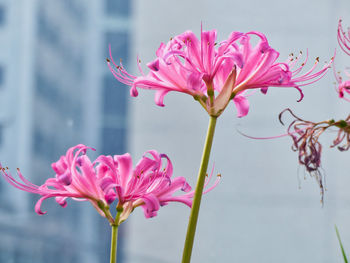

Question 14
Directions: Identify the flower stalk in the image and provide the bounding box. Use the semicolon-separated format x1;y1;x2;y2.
110;224;119;263
182;115;217;263
109;205;123;263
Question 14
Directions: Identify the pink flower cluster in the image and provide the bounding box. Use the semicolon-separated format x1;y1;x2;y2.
338;19;350;56
335;19;350;101
108;28;332;117
1;145;219;225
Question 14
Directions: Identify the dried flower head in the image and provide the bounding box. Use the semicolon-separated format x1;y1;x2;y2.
330;115;350;151
280;109;350;202
280;109;325;198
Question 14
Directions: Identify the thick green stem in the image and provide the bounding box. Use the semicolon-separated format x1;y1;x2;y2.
110;224;119;263
182;116;217;263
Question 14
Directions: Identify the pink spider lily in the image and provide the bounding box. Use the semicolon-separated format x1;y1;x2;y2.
334;67;350;101
334;20;350;100
1;144;219;225
338;19;350;55
108;27;333;118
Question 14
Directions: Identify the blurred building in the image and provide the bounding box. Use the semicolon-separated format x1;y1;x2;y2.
0;0;130;262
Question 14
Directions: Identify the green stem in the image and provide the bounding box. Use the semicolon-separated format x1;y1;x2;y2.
336;225;348;263
110;224;119;263
182;116;217;263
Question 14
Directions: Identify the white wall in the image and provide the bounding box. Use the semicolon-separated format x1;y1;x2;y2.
124;0;350;262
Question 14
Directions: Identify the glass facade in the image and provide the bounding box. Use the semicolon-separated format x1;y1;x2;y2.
105;0;130;17
103;75;128;116
0;66;4;86
0;0;131;261
101;75;128;156
102;31;129;155
0;5;5;26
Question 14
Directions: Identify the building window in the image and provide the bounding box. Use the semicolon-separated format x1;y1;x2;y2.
0;66;4;86
0;6;5;26
103;32;129;155
103;74;127;116
105;0;130;17
33;128;55;161
0;125;4;148
101;127;126;155
37;10;59;45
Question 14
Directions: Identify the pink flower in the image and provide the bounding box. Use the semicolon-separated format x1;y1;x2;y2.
334;67;350;101
338;19;350;55
108;28;332;117
1;145;219;225
335;20;350;100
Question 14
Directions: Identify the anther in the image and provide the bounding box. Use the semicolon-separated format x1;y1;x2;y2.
106;58;111;62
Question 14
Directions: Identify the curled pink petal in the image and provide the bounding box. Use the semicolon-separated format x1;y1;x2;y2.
141;194;160;218
233;94;250;118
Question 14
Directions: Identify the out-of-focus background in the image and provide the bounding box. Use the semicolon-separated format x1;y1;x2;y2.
0;0;349;262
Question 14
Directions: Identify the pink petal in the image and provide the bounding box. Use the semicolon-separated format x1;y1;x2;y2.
154;89;169;107
114;153;133;190
233;95;250;118
141;194;160;218
35;196;52;215
213;67;236;115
